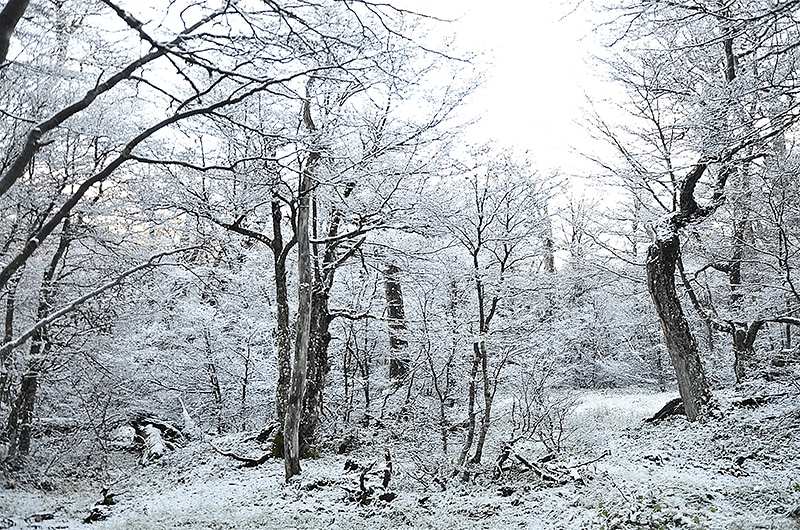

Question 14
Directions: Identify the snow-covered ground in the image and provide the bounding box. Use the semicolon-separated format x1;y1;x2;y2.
2;383;799;529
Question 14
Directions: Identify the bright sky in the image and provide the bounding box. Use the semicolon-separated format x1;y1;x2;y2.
415;0;606;177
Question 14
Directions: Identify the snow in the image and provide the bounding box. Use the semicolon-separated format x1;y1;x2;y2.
2;384;799;529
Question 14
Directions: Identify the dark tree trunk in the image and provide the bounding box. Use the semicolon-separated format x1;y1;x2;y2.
4;371;37;459
384;264;409;383
292;169;357;451
646;234;710;421
202;329;226;433
729;217;747;304
272;197;292;424
0;0;30;64
0;268;22;404
4;217;71;457
643;2;739;419
542;216;555;274
470;339;492;464
732;321;764;383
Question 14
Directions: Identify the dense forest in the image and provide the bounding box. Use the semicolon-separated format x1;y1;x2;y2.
1;1;799;528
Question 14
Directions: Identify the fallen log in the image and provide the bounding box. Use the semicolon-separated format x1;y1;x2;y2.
208;442;271;468
516;455;569;484
34;417;79;437
644;397;685;423
139;424;169;465
131;413;182;465
25;512;54;524
732;394;786;408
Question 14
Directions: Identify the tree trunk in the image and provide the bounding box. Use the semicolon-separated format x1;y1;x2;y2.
203;329;226;433
646;234;710;420
3;370;37;459
729;218;746;304
542;215;555;274
272;197;292;424
457;342;480;469
299;288;330;453
0;0;31;64
785;296;794;350
138;424;168;465
470;339;492;464
4;218;71;457
283;122;318;478
240;339;251;430
384;264;409;384
0;268;22;404
283;204;311;478
732;321;764;383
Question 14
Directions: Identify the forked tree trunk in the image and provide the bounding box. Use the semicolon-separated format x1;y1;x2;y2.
646;234;710;420
283;161;314;480
732;321;764;383
284;85;319;478
643;7;740;419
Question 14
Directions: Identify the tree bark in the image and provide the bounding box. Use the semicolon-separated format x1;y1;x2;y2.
3;371;37;459
272;198;292;424
0;0;30;64
644;6;742;419
384;264;409;383
283;156;314;480
470;338;492;464
457;342;480;469
0;268;22;404
4;217;70;458
646;234;710;420
284;83;319;479
732;321;764;383
299;288;330;453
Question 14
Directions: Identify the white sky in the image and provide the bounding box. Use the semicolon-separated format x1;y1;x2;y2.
12;0;609;178
413;0;608;177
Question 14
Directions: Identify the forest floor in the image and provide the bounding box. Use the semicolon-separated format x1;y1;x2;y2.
2;381;800;529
